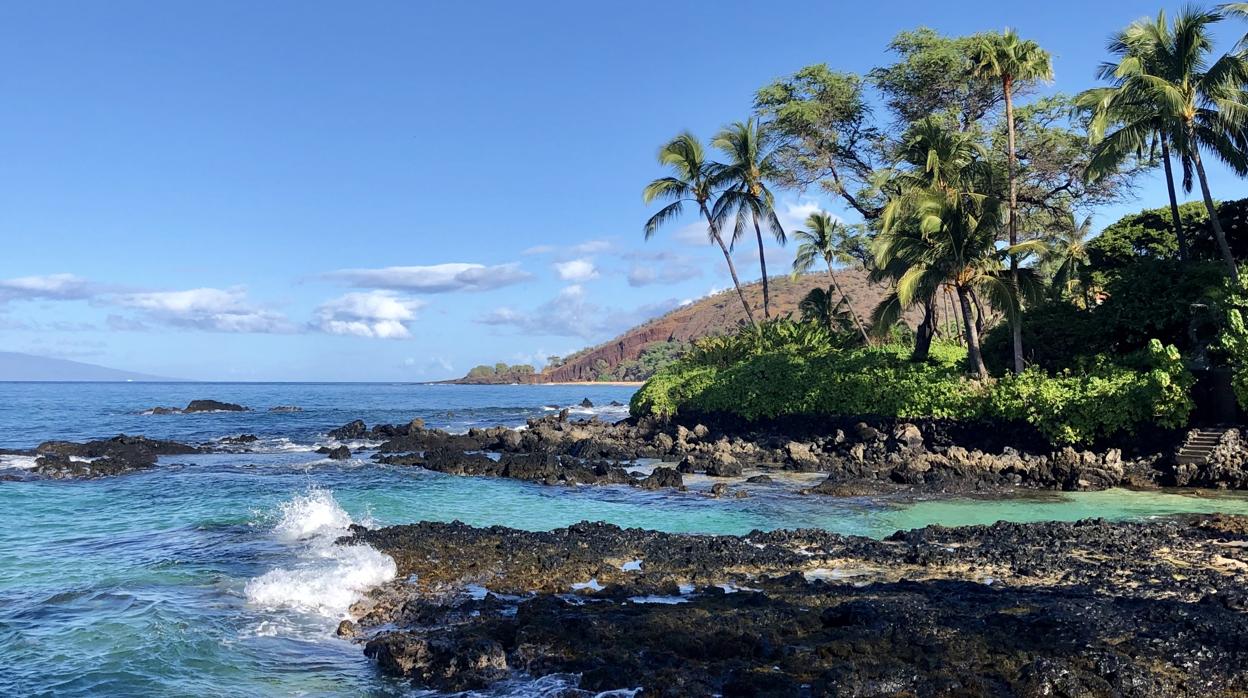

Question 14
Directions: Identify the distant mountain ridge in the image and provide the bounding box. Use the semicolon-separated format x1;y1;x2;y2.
0;351;176;381
452;269;920;384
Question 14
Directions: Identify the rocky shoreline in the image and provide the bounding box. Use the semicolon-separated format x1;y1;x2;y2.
9;406;1248;495
327;410;1248;494
338;514;1248;696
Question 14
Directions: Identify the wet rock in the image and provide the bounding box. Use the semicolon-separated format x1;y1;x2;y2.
580;398;594;408
219;434;258;445
183;399;247;413
328;420;368;440
638;466;682;490
705;452;742;477
326;445;351;460
336;620;359;638
268;405;303;413
30;435;200;479
746;474;773;484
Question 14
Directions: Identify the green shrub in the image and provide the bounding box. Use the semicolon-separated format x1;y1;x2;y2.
988;340;1192;443
633;337;1192;445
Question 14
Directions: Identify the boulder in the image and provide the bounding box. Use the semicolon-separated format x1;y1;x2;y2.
705;452;742;477
184;399;247;413
891;423;925;452
783;441;821;470
639;467;683;490
326;445;352;460
328;420;368;440
853;422;884;443
580;398;594;408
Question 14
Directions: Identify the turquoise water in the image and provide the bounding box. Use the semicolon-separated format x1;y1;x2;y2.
2;383;1248;696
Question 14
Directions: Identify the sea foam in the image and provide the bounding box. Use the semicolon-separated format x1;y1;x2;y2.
244;489;396;618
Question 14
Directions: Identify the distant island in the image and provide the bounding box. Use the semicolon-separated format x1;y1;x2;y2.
0;351;176;381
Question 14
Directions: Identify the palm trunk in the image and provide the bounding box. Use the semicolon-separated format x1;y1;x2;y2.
1192;145;1238;280
970;287;987;340
956;284;988;379
752;214;771;319
700;202;756;326
826;263;870;345
1004;77;1024;374
1160;135;1187;260
911;298;936;362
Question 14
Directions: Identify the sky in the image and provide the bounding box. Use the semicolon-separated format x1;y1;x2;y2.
0;1;1244;381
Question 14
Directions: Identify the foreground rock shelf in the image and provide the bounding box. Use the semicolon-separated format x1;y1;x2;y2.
340;515;1248;696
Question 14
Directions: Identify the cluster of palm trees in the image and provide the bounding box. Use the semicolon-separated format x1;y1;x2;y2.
642;124;872;337
1080;6;1248;280
642;120;788;324
643;6;1248;378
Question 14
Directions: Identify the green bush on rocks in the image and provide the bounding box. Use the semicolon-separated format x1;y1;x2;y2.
631;337;1193;445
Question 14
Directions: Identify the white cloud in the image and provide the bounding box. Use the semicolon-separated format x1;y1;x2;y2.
0;273;97;302
553;258;599;282
626;255;703;287
479;285;679;340
314;290;425;339
326;263;531;293
114;287;293;333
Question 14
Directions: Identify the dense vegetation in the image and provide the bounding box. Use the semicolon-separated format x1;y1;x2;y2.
632;322;1191;444
461;363;536;383
634;5;1248;444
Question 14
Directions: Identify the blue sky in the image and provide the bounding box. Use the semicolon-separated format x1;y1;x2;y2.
0;1;1243;381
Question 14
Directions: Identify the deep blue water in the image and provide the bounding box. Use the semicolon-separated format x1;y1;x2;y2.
2;382;1248;697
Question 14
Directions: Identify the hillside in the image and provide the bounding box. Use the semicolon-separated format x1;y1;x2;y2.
0;351;175;381
528;269;916;383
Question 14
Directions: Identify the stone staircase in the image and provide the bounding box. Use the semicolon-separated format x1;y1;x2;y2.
1176;427;1232;466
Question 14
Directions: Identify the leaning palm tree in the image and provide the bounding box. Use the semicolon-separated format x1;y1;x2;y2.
971;30;1053;374
791;211;871;343
712;119;786;319
643;132;755;325
1082;7;1248;279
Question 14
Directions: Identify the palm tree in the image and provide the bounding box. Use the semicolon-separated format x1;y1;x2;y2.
643;132;756;325
971;29;1053;374
791;211;871;343
712;119;786;319
876;118;1042;377
798;286;852;331
870;119;989;363
1080;12;1198;259
1043;214;1094;304
1082;7;1248;279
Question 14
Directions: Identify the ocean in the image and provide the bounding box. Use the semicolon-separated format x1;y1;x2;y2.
2;382;1247;696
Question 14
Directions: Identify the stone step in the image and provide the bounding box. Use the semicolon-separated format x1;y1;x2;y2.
1176;428;1234;466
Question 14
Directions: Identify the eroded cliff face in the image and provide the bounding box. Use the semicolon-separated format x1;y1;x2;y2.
538;270;916;383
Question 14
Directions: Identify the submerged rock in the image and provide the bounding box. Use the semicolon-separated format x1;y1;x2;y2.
268;405;303;413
